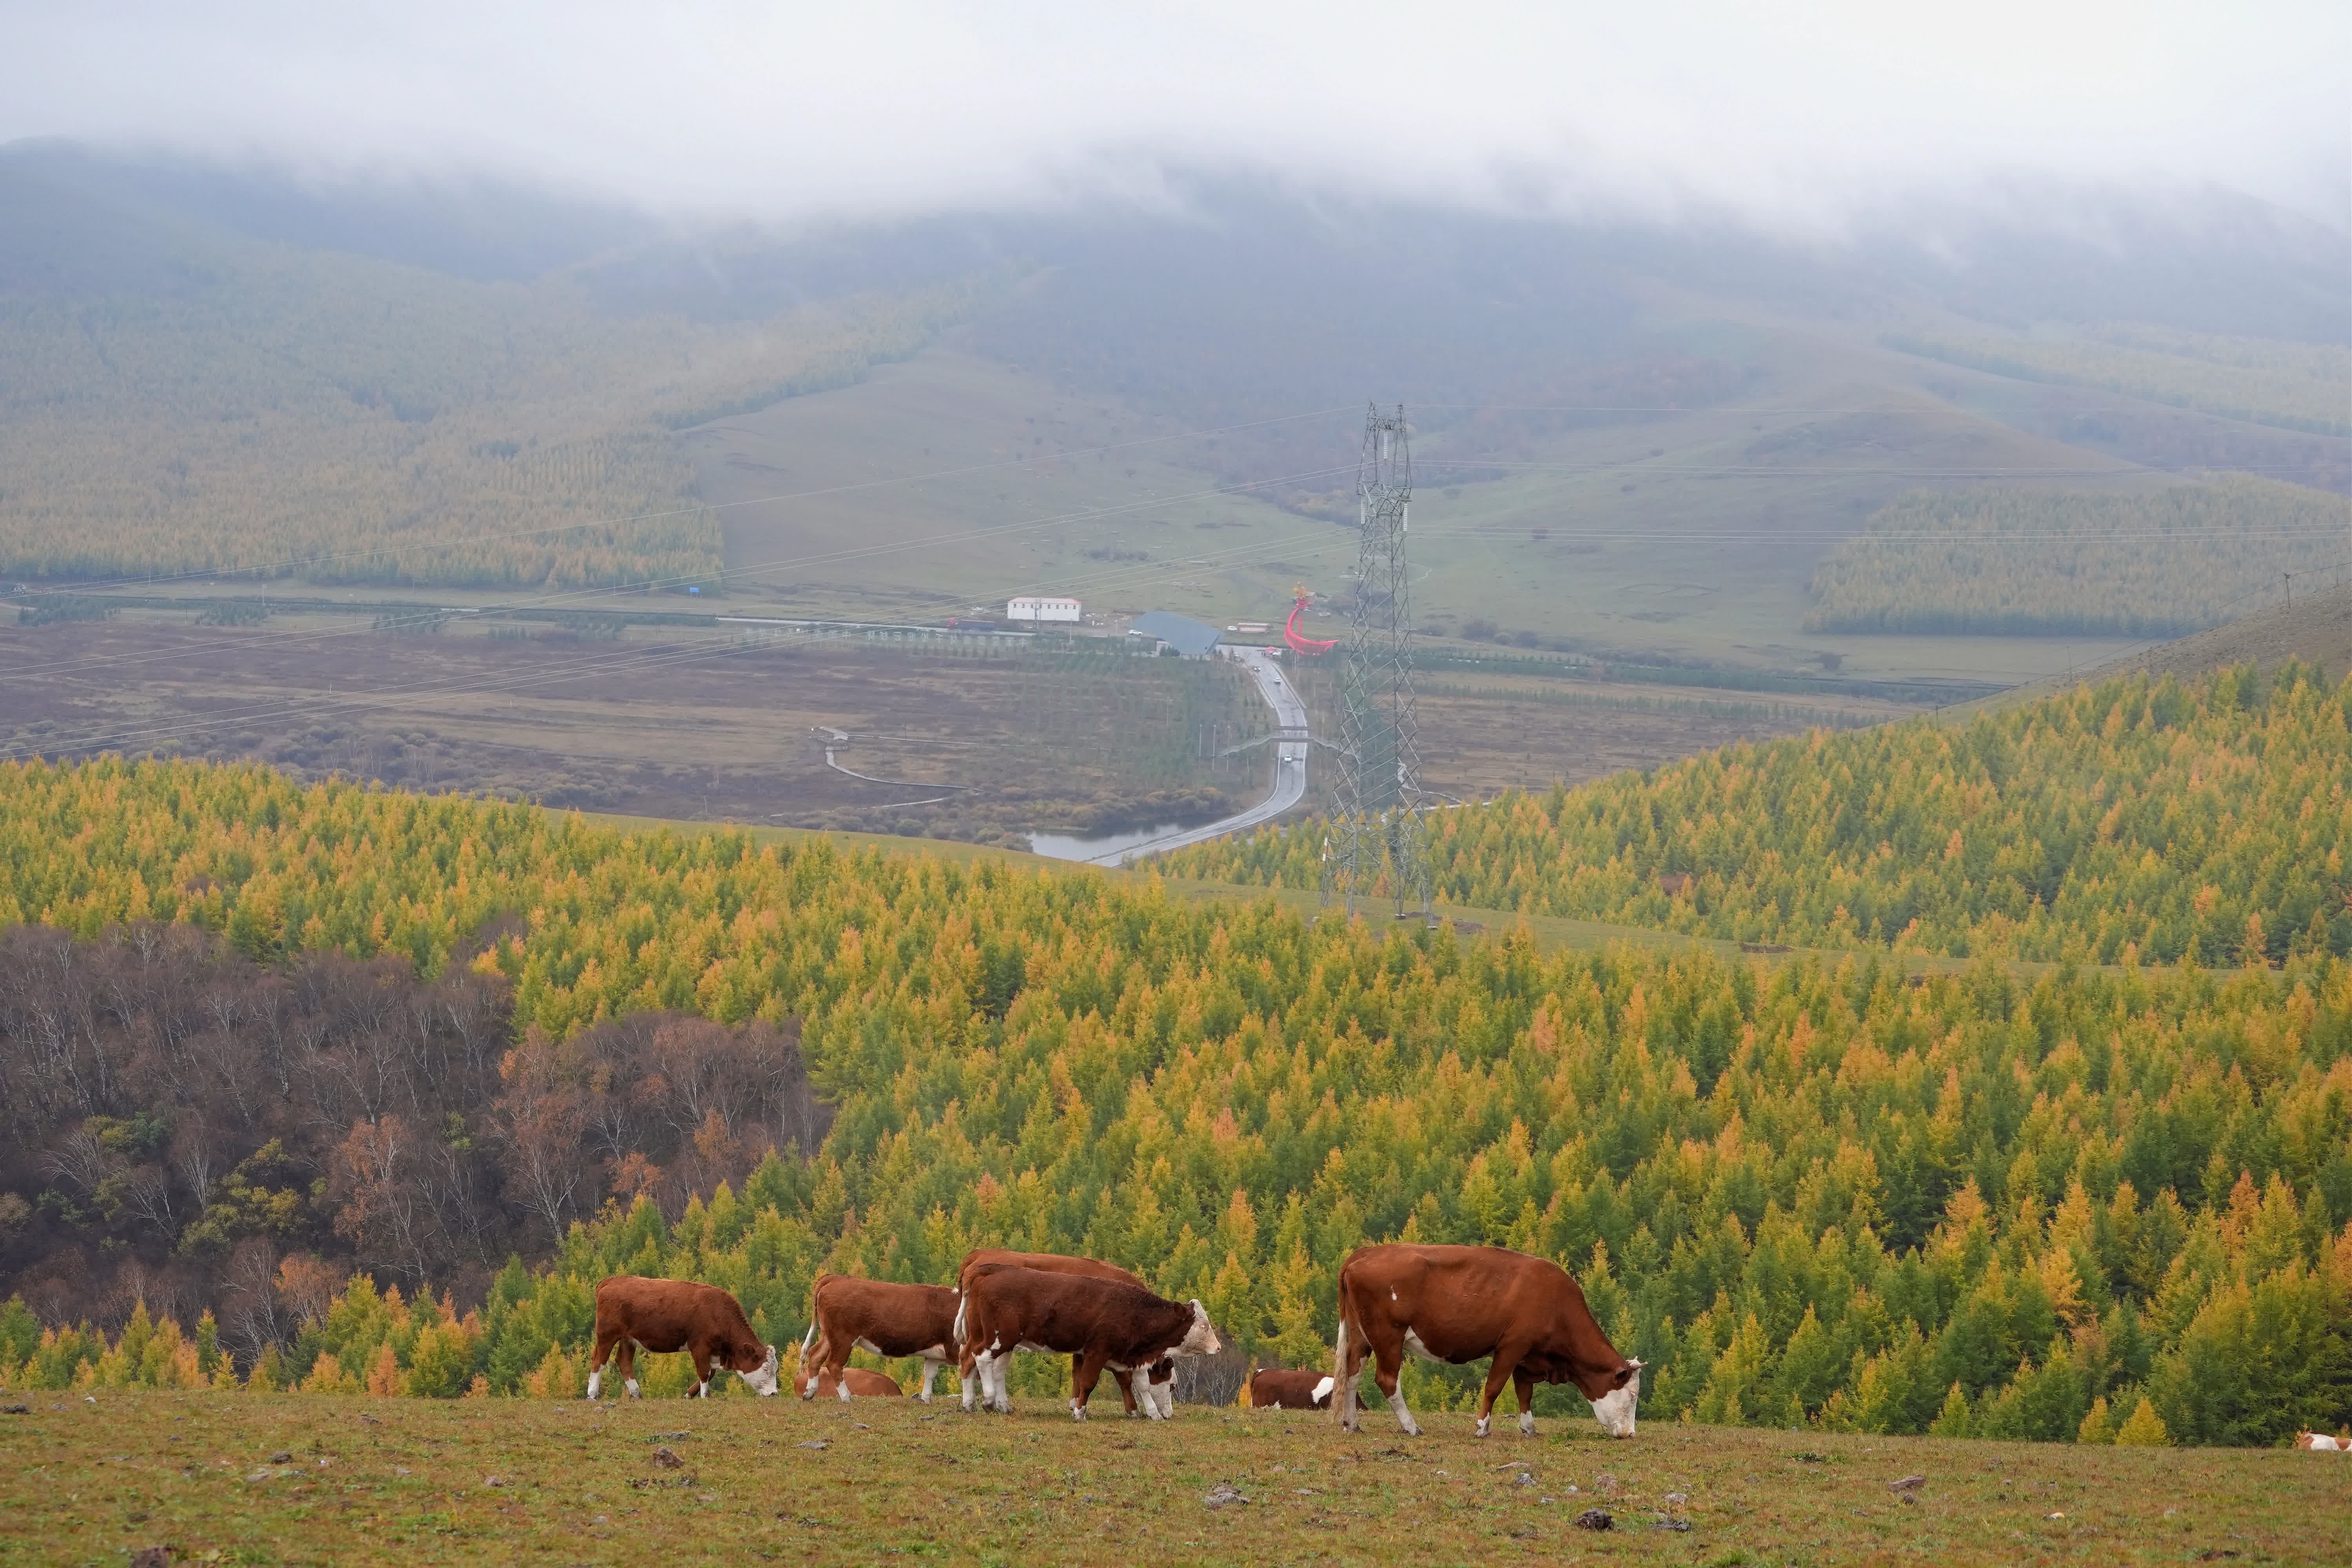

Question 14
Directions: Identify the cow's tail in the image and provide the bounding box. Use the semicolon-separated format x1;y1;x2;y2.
800;1278;833;1394
1331;1267;1357;1428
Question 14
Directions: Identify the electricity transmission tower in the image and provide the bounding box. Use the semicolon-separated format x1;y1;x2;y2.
1327;403;1432;920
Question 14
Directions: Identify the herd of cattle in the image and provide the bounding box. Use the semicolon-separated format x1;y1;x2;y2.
585;1241;1647;1438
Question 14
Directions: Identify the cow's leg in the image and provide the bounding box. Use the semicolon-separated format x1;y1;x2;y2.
586;1325;619;1401
1372;1344;1420;1437
617;1339;640;1399
918;1355;942;1403
1151;1371;1174;1420
1097;1353;1140;1417
959;1345;980;1412
1513;1366;1537;1436
980;1348;1010;1414
1070;1351;1111;1421
1473;1351;1521;1438
1337;1314;1369;1433
690;1343;715;1399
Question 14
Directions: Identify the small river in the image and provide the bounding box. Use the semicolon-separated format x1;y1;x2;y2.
1026;822;1191;863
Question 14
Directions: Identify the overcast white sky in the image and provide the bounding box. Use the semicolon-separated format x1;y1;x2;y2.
5;0;2345;229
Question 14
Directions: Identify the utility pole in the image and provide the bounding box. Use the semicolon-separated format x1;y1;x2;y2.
1326;403;1432;922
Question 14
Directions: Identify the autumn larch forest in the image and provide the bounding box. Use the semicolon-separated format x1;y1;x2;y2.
3;664;2348;1448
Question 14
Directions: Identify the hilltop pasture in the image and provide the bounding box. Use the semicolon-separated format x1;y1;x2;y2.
2;1389;2343;1566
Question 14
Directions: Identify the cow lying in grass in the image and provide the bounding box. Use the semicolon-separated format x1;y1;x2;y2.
1245;1363;1336;1410
808;1366;903;1398
960;1263;1220;1420
586;1276;780;1400
2294;1430;2352;1451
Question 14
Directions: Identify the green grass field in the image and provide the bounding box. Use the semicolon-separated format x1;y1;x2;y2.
3;1390;2338;1566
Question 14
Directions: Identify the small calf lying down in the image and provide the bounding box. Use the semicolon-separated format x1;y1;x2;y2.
807;1366;903;1398
1245;1365;1336;1410
2293;1430;2352;1451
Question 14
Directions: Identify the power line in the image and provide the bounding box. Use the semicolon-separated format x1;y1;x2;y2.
1328;403;1430;923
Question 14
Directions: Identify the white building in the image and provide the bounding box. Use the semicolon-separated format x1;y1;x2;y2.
1007;596;1083;623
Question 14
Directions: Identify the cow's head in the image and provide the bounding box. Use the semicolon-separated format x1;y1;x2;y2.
1589;1357;1643;1438
1176;1300;1222;1358
736;1342;782;1397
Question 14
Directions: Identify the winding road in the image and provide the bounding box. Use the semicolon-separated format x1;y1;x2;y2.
1087;645;1309;866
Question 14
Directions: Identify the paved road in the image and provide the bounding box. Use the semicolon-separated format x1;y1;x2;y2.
1088;645;1309;866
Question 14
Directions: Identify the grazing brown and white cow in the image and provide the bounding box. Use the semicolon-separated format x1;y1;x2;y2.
959;1263;1220;1421
954;1249;1173;1417
1245;1363;1336;1410
1332;1243;1642;1439
586;1275;780;1401
2293;1430;2351;1451
799;1273;960;1402
807;1366;904;1398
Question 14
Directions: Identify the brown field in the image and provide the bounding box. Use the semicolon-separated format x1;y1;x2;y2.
1341;670;1915;804
1;1390;2340;1566
0;616;1898;847
0;618;1261;847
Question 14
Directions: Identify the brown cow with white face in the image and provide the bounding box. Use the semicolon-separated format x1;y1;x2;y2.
955;1249;1173;1417
799;1274;960;1402
1332;1243;1642;1439
959;1264;1220;1420
586;1275;780;1400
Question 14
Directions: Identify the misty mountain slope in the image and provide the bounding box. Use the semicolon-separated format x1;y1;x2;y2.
702;190;2342;679
2;141;661;283
693;246;2187;681
2;145;2341;682
0;147;990;589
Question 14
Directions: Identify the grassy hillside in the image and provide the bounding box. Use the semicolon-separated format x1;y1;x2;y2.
1167;662;2352;964
1888;327;2350;436
0;155;985;589
3;755;2350;1452
8;1396;2342;1568
1806;476;2352;636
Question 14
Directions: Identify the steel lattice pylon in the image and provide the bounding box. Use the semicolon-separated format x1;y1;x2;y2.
1326;403;1431;920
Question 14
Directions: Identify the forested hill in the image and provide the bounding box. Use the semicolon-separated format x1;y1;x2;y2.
0;751;2348;1445
0;149;985;589
1167;662;2352;965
